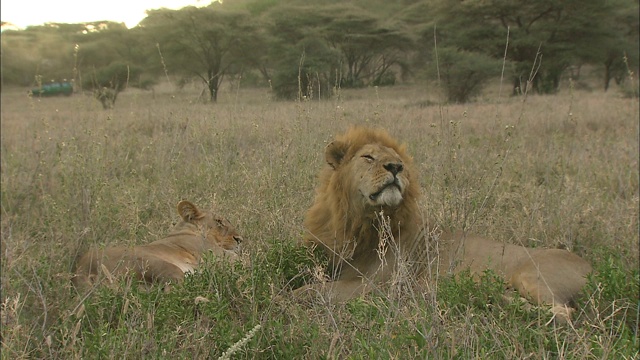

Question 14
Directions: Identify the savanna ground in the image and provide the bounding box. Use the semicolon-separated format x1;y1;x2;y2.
1;79;638;359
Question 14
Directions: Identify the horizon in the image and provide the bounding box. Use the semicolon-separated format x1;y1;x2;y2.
0;0;213;30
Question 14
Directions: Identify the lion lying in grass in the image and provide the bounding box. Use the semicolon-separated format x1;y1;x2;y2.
297;126;592;322
72;200;243;289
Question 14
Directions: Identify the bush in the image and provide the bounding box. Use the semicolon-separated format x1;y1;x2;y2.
271;37;340;100
372;70;396;87
430;47;502;103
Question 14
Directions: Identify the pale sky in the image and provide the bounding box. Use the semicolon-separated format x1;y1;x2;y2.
1;0;213;29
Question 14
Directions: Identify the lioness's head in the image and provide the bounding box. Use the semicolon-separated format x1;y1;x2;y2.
176;200;243;252
324;126;416;208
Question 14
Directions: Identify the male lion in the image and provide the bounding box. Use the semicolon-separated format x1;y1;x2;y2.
297;126;592;322
72;200;243;289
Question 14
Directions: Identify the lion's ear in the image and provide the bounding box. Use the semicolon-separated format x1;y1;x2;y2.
325;140;349;169
177;200;204;222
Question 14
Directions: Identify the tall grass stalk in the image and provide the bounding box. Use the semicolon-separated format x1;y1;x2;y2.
1;73;638;358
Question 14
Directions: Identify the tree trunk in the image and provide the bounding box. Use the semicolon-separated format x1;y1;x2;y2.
603;58;613;92
208;81;218;102
207;66;221;103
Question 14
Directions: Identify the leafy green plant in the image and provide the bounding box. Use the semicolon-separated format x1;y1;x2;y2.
430;47;502;103
1;81;637;358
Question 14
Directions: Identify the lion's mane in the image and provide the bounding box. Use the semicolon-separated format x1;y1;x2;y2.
302;126;424;293
298;126;591;323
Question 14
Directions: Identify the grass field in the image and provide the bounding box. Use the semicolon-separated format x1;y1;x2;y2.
1;81;638;359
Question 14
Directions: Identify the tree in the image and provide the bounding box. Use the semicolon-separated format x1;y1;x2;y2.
319;5;413;87
423;0;625;94
84;62;146;109
141;6;264;103
270;36;341;100
430;47;501;103
316;4;411;87
69;23;156;108
264;3;413;99
0;24;82;87
267;5;342;100
599;0;639;91
268;6;340;100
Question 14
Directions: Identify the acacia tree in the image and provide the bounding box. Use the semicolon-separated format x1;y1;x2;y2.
84;62;146;109
267;6;342;100
428;47;501;103
265;3;413;99
0;23;89;86
423;0;626;94
599;0;639;91
320;5;413;87
142;6;264;102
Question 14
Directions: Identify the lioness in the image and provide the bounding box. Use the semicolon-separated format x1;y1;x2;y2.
72;200;243;289
297;126;592;322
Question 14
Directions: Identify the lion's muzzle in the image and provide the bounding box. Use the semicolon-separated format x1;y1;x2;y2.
369;179;404;206
383;162;403;176
368;160;405;207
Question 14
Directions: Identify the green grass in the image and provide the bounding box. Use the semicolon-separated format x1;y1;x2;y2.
1;82;638;358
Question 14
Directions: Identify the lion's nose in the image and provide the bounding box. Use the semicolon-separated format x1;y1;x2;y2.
384;162;403;176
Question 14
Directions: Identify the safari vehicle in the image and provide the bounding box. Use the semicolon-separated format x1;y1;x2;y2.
30;80;73;97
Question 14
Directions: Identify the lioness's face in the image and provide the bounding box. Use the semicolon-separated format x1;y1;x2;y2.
352;144;407;207
177;200;243;252
201;214;243;252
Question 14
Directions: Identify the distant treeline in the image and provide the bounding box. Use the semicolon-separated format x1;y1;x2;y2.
1;0;638;103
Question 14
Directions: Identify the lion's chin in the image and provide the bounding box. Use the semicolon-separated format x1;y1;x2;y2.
368;186;403;207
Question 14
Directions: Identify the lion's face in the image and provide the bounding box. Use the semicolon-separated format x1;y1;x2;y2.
350;143;407;208
299;126;423;300
304;126;421;259
177;200;243;253
324;131;413;209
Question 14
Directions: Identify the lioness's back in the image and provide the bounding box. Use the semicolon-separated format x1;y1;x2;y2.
72;200;242;289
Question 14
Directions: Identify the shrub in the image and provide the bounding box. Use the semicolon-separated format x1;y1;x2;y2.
430;47;502;103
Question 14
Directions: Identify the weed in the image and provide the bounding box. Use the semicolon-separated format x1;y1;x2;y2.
1;83;638;358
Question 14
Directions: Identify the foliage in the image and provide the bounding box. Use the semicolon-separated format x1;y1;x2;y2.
1;0;638;102
86;62;142;89
319;4;413;88
584;249;640;343
1;83;638;357
265;5;344;100
0;27;76;87
429;47;502;103
142;6;265;103
265;3;413;97
269;35;341;100
417;0;639;95
599;0;640;91
75;26;152;72
83;62;150;109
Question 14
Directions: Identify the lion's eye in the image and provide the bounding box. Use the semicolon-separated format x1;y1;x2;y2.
361;155;375;162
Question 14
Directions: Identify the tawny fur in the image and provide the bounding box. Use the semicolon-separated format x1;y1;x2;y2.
72;200;242;289
297;126;592;322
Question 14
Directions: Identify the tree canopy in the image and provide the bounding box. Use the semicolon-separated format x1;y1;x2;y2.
141;6;265;102
1;0;637;103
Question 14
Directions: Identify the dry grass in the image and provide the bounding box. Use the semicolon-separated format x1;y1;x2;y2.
1;82;638;358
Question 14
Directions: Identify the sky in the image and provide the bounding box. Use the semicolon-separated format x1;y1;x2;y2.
1;0;213;29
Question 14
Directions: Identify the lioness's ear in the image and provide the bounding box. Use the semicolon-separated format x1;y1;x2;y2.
325;140;349;169
177;200;204;222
